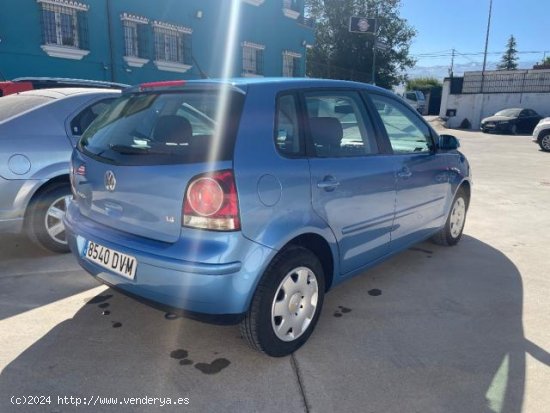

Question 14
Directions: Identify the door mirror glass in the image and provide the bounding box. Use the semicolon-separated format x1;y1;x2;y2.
439;134;460;150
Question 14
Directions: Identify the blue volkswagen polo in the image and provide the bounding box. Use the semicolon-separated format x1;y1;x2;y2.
65;78;471;356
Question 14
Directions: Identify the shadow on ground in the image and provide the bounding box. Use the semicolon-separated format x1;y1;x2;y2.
1;236;546;412
0;235;96;320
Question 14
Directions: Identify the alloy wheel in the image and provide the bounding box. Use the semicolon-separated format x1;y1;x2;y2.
44;195;71;245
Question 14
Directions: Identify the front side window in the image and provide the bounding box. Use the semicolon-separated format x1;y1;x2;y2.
304;91;378;157
38;1;88;48
242;42;265;76
153;22;192;64
370;94;434;154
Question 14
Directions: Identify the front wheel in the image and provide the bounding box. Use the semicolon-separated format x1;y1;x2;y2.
432;187;469;246
240;246;325;357
539;133;550;152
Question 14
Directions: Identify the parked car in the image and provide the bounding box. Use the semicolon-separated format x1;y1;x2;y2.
0;77;128;97
532;117;550;152
65;79;471;356
480;108;542;135
0;88;120;252
402;90;426;113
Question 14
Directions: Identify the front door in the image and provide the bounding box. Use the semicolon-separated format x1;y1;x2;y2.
368;93;451;248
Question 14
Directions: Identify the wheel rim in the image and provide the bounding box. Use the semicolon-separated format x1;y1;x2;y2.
271;266;319;342
449;197;466;238
541;135;550;150
511;125;517;134
45;195;71;245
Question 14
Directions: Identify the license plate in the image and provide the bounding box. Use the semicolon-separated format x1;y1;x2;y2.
84;241;137;280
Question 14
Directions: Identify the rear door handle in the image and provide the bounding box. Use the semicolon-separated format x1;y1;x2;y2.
317;176;340;191
397;167;412;179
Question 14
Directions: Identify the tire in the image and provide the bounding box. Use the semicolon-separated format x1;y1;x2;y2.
431;187;469;246
240;246;325;357
26;183;71;253
510;124;518;135
539;133;550;152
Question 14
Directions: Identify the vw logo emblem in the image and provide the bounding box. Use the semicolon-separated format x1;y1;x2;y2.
104;170;117;192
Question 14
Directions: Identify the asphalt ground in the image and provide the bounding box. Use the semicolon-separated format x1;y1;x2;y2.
0;127;549;413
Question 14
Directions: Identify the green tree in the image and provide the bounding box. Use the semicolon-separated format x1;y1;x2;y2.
406;77;442;93
542;56;550;66
305;0;416;89
497;35;519;70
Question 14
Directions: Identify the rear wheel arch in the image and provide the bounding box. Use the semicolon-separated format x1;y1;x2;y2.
24;174;70;221
283;233;335;292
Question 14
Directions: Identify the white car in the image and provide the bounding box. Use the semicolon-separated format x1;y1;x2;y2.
403;90;426;114
532;118;550;152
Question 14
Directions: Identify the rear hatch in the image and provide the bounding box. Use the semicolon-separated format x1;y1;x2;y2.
73;84;245;243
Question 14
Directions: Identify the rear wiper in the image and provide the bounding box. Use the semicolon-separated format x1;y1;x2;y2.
109;144;151;154
109;144;181;156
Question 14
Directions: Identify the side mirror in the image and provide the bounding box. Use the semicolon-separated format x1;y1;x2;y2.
439;134;460;151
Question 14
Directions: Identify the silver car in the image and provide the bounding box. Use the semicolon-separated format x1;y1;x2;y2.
0;88;120;252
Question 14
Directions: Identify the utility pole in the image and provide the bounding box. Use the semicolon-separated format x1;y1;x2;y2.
481;0;493;91
450;48;455;77
371;43;377;85
370;8;379;85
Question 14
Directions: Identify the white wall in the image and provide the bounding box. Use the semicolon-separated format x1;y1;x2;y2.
440;79;550;129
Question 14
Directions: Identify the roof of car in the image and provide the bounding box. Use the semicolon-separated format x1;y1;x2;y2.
127;77;391;95
14;88;121;99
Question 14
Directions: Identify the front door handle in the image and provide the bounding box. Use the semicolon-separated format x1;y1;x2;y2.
397;167;412;179
317;176;340;191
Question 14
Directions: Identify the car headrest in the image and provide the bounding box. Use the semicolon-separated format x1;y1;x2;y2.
153;115;192;144
309;117;343;148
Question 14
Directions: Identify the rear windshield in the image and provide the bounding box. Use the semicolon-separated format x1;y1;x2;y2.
0;95;53;122
79;90;245;165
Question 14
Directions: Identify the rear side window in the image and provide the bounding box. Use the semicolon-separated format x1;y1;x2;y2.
70;98;116;136
0;95;53;122
79;91;245;165
304;91;378;157
370;94;434;154
275;94;303;156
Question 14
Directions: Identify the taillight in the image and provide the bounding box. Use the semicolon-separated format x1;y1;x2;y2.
183;170;240;231
70;163;86;197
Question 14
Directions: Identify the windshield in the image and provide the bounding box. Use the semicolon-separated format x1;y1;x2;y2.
0;94;53;122
79;90;244;165
495;109;521;117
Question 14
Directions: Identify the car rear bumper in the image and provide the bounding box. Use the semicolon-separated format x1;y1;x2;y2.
64;202;275;322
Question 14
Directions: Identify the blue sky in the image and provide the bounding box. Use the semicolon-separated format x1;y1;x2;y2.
400;0;549;67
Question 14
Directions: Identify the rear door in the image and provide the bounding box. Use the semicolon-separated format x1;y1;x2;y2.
304;89;398;275
368;93;451;247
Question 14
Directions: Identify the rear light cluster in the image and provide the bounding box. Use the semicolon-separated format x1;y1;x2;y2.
70;163;86;197
183;170;240;231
